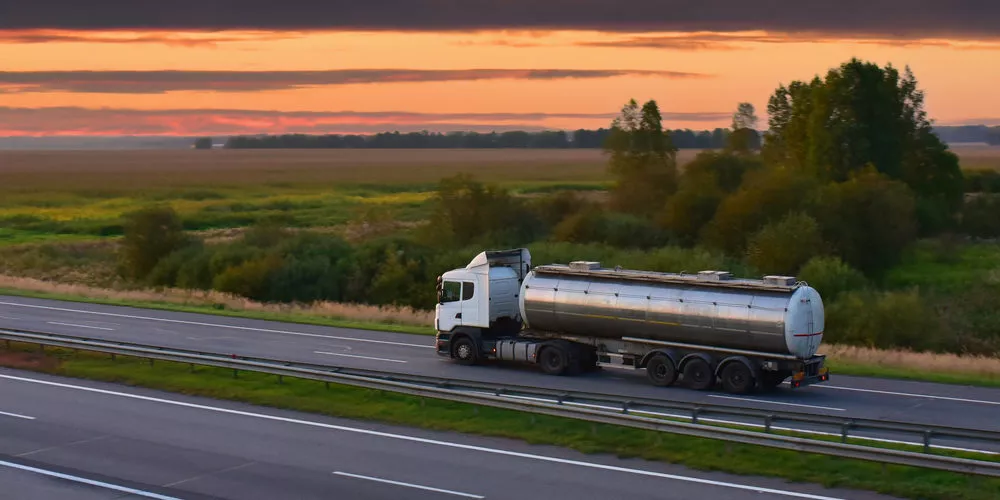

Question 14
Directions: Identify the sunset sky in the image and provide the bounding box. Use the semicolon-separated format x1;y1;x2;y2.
2;1;999;136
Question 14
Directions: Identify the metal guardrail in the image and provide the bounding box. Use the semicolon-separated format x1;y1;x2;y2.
2;328;1000;477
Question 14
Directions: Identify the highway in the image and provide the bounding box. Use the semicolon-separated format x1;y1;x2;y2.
0;367;896;500
2;294;999;438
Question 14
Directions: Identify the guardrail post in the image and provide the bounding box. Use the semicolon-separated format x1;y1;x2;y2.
923;430;933;453
622;401;632;415
233;369;238;379
278;375;283;385
841;421;853;443
692;407;701;425
765;415;774;433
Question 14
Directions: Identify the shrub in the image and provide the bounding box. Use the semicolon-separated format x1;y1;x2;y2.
798;256;868;302
960;195;1000;238
699;167;820;254
745;212;824;276
825;289;945;352
808;169;918;276
118;205;190;279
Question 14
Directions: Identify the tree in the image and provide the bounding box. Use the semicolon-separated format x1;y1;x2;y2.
193;137;213;149
745;212;824;276
763;59;964;224
726;102;761;154
604;99;679;215
807;168;918;276
119;205;190;279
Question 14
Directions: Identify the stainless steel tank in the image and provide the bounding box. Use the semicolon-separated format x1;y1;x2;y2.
517;262;824;359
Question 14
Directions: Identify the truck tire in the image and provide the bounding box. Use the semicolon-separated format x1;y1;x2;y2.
720;362;755;394
539;345;568;375
682;358;715;391
451;337;478;366
646;354;677;387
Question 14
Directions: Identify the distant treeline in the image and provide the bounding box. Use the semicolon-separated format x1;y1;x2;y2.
211;125;999;150
220;128;733;149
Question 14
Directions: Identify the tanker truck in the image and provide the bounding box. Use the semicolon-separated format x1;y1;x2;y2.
434;248;829;394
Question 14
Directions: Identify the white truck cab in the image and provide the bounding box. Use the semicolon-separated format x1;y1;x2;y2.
435;249;530;333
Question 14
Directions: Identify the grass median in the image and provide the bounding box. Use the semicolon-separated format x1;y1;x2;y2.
0;342;998;500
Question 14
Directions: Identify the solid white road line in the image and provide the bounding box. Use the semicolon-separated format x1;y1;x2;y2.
334;471;485;498
0;410;35;420
0;300;431;349
47;321;114;331
809;384;1000;406
314;351;408;363
708;395;846;412
0;373;843;500
0;459;182;500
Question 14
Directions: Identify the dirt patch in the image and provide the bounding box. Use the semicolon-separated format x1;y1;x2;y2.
0;349;60;371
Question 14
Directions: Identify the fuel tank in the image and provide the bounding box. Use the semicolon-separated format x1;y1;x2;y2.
517;262;824;359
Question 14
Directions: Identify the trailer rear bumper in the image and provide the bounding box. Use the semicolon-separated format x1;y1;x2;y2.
789;355;829;388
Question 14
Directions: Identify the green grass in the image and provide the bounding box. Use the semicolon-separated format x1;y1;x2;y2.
0;343;996;500
826;359;1000;388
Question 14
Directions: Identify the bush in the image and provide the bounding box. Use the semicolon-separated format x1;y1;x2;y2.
798;256;868;302
552;210;667;249
659;175;724;246
118;205;191;279
960;195;1000;238
808;169;918;276
825;289;945;352
964;170;1000;193
745;212;824;276
700;167;820;254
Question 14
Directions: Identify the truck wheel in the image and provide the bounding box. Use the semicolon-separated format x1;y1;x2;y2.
539;346;568;375
721;362;755;394
646;354;677;387
682;358;715;391
452;337;478;366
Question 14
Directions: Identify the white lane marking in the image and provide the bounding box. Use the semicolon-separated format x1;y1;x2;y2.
0;315;19;320
0;410;35;420
0;373;842;500
314;351;407;363
334;471;485;498
708;395;846;412
47;322;114;331
482;392;998;456
0;301;431;349
809;383;1000;406
0;459;181;500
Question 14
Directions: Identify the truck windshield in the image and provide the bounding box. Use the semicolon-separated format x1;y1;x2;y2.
440;281;461;303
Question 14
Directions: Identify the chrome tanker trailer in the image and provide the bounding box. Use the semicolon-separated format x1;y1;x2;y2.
434;248;829;394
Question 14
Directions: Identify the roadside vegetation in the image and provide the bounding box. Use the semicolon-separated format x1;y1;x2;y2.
0;343;996;500
2;58;1000;382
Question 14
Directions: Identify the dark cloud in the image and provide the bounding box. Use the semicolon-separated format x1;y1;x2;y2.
0;69;706;94
0;106;732;136
577;33;1000;50
0;29;299;46
0;1;998;39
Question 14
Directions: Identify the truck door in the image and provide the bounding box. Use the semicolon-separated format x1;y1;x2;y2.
437;280;463;331
459;280;481;327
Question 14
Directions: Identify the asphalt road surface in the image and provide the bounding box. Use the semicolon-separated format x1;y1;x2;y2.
1;295;998;438
0;367;901;500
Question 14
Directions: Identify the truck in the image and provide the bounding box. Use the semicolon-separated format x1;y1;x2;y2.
434;248;829;394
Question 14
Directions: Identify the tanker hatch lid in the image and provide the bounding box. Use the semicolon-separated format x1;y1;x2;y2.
568;261;601;271
696;270;732;281
763;275;797;286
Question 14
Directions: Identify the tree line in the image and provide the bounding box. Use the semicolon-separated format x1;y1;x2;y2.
212;128;736;150
200;126;997;150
